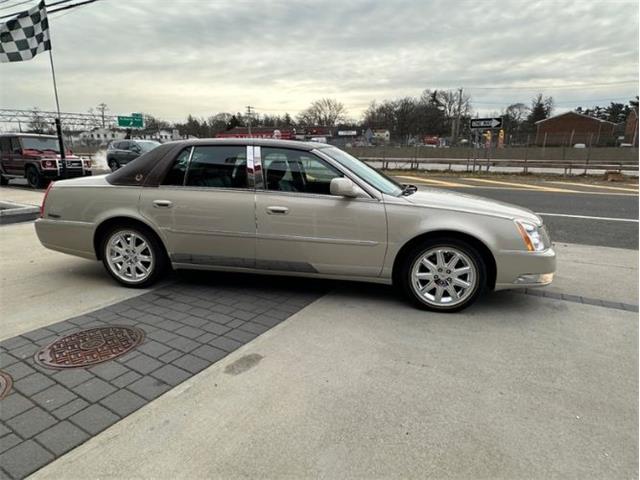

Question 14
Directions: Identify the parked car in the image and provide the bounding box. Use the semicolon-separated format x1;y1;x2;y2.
106;140;160;171
35;139;555;312
0;133;91;188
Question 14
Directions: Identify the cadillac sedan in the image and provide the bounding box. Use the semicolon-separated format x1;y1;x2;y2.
35;139;555;312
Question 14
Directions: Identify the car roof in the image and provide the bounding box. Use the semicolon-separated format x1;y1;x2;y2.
165;138;332;151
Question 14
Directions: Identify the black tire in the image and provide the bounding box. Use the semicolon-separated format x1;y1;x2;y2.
108;159;120;172
26;165;46;189
397;237;487;312
0;175;8;186
100;223;167;288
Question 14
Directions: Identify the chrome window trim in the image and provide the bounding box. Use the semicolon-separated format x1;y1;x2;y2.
254;146;378;201
155;185;255;194
182;146;194;186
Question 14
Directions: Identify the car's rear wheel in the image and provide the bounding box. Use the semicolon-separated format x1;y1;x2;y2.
26;166;46;189
108;159;120;172
399;238;486;312
101;225;166;288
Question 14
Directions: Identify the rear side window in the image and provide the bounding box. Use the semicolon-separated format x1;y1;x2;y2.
185;146;247;188
162;148;191;186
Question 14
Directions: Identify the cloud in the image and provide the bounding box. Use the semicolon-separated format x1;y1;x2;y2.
0;0;637;121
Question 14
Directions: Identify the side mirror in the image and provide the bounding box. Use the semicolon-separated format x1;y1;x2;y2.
330;177;360;198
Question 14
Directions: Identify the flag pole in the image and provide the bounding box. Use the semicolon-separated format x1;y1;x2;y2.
47;19;66;177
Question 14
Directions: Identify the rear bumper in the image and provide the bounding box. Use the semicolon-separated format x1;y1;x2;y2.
34;218;97;260
494;247;556;291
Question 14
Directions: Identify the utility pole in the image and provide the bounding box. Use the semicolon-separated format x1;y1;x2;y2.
454;88;463;146
246;106;254;136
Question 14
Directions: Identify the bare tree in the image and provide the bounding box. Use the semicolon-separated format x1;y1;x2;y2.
95;103;109;128
435;89;471;142
28;107;52;134
297;98;347;127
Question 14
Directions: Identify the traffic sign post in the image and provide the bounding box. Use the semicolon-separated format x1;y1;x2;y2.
470;117;503;129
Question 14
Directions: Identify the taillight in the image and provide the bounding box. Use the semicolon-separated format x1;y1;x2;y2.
40;181;54;218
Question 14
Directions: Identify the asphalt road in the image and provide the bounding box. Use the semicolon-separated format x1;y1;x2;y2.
393;175;638;250
445;187;638;250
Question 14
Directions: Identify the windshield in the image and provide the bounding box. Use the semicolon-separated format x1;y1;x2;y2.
21;137;60;152
321;146;403;196
137;141;160;152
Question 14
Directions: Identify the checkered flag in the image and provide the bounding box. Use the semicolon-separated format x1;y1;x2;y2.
0;1;50;63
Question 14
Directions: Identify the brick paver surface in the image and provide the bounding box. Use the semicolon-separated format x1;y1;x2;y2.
0;277;323;479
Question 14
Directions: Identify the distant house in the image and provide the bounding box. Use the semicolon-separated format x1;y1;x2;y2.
534;111;618;146
372;129;390;143
624;108;638;147
139;129;180;142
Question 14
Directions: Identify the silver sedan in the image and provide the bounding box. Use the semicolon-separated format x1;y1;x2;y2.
35;139;555;312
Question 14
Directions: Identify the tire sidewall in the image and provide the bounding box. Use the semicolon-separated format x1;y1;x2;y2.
101;225;166;288
400;238;487;312
26;166;43;189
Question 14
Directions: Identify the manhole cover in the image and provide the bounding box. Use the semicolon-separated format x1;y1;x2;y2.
0;370;12;399
35;326;145;369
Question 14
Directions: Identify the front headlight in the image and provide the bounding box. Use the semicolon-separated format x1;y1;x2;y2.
515;220;546;252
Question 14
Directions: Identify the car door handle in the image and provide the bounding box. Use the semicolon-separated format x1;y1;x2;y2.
152;200;173;208
267;206;289;215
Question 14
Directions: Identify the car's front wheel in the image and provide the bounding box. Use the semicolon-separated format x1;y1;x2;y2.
399;238;486;312
100;225;166;288
26;166;46;189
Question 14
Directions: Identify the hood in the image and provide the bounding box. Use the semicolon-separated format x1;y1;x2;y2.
401;187;542;225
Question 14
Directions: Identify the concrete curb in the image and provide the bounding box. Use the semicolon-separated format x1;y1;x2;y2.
0;201;40;225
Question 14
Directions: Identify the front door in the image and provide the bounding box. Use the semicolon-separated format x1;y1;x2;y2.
139;145;256;268
254;146;387;277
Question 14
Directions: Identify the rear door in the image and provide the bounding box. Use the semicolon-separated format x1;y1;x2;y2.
254;146;387;277
139;144;256;268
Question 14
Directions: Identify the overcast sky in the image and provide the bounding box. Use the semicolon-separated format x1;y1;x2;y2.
0;0;638;122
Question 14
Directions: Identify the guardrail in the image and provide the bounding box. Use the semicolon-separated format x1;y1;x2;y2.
359;156;638;175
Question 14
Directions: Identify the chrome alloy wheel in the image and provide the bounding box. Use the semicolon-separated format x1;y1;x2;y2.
410;247;478;307
105;230;154;283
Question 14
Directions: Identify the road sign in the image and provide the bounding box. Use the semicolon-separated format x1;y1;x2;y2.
131;112;142;118
470;117;502;129
117;115;144;128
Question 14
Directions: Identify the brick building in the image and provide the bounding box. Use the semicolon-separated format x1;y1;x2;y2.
535;111;618;146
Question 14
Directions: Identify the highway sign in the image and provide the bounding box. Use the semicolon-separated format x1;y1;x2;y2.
470;117;502;129
117;114;144;128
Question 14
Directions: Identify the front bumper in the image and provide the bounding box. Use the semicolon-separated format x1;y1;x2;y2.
42;169;92;180
494;246;556;291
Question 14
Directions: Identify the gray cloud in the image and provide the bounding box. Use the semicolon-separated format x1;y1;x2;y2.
0;0;637;121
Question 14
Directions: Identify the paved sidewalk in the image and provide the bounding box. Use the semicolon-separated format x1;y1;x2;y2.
29;287;638;480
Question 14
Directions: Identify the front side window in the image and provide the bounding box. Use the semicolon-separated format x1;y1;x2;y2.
185;146;247;188
262;148;342;195
321;146;402;196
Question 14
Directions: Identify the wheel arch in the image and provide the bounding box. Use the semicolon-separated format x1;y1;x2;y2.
93;215;167;261
392;230;497;290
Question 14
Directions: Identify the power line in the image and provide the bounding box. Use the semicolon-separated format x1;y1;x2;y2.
466;80;637;91
0;0;33;11
0;0;100;19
